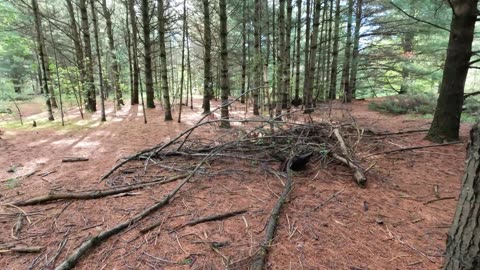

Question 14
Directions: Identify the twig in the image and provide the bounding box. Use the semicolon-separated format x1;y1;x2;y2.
173;209;248;231
423;196;456;205
314;188;346;211
368;141;463;156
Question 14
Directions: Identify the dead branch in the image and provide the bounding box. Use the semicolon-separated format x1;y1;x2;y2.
331;153;367;187
173;209;248;231
61;157;89;162
369;141;463;156
369;128;429;136
0;246;43;253
55;143;235;270
13;174;188;206
251;168;293;270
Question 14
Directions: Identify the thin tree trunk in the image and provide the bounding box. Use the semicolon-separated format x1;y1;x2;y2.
350;0;362;98
328;0;341;100
158;0;173;120
264;0;271;117
48;23;64;125
66;0;85;101
253;0;261;115
79;0;96;112
141;0;155;108
302;0;311;106
129;0;140;105
275;0;285;118
340;0;354;103
240;0;247;105
32;0;54;121
293;0;302;105
125;0;133;99
90;0;106;121
284;0;293;110
102;0;124;108
304;0;321;113
202;0;212;113
178;0;187;123
219;0;230;128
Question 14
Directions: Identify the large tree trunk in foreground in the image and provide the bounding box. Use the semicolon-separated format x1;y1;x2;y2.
444;122;480;269
427;0;478;143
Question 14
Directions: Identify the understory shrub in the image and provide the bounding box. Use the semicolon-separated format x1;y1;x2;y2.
368;93;437;115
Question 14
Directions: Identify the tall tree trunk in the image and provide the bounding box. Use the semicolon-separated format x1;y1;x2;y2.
326;0;334;99
304;0;321;113
158;0;173;120
264;0;271;117
129;0;140;105
284;0;293;110
444;122;480;269
66;0;85;101
253;0;261;115
48;23;65;126
275;0;285;118
202;0;212;113
90;0;106;121
293;0;302;105
427;0;478;143
302;0;311;105
349;0;362;98
240;0;247;104
32;0;54;121
141;0;155;108
178;0;187;123
219;0;230;128
328;0;341;100
340;0;354;103
125;0;134;99
79;0;96;112
101;0;124;109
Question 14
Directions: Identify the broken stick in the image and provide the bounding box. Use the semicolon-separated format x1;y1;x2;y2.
62;157;89;163
173;209;248;231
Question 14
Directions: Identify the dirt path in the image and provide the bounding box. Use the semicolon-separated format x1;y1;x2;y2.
0;99;468;269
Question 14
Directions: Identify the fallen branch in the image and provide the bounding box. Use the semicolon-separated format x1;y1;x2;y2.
369;141;463;156
251;168;293;270
13;174;188;206
423;196;456;205
0;246;43;253
331;153;367;187
370;128;429;136
173;209;248;231
62;157;89;163
55;143;233;270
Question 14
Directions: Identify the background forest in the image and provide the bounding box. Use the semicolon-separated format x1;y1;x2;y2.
1;0;479;126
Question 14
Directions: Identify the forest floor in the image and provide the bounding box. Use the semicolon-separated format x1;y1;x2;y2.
0;97;469;270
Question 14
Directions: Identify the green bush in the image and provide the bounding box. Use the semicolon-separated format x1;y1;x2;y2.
368;94;437;115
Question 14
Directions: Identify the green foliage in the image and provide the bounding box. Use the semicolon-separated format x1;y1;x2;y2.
368;94;437;115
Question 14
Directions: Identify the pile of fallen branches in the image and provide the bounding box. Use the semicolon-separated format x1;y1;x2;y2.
7;108;368;270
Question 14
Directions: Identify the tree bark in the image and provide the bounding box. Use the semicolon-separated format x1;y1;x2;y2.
284;0;293;110
219;0;230;128
66;0;85;100
90;0;106;121
202;0;212;113
328;0;341;100
32;0;54;121
141;0;155;108
158;0;173;120
293;0;302;105
253;0;261;115
240;0;247;104
303;0;321;113
101;0;124;109
349;0;363;98
275;0;285;118
427;0;478;143
444;122;480;269
79;0;96;112
341;0;354;102
128;0;140;105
